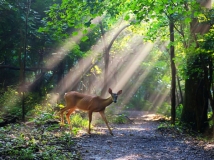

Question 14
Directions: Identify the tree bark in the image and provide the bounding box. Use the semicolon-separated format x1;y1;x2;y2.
21;0;31;122
181;57;209;132
177;76;183;105
169;19;176;124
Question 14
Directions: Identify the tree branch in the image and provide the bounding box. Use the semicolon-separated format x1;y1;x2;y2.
0;65;49;71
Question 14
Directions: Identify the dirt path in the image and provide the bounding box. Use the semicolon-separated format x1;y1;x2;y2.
75;112;214;160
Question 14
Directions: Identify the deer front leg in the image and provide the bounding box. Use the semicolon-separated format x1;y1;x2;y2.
99;111;113;136
88;111;93;134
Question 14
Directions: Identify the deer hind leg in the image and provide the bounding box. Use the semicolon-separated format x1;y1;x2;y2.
65;108;76;131
88;111;93;134
99;111;113;136
60;107;68;125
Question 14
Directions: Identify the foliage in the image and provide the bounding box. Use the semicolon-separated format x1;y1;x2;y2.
157;103;184;121
69;113;88;133
0;87;21;117
111;114;130;124
125;99;153;111
176;104;183;120
157;102;171;116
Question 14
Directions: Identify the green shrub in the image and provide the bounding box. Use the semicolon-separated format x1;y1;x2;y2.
176;104;183;120
0;87;22;117
125;99;152;110
70;113;88;129
0;87;48;120
111;114;129;124
157;102;171;116
157;103;184;120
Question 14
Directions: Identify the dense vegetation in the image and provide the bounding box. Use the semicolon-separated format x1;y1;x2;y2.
1;0;214;158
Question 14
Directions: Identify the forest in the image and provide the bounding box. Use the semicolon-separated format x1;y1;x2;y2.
1;0;214;159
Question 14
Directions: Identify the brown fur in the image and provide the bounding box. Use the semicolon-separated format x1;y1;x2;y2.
60;88;122;135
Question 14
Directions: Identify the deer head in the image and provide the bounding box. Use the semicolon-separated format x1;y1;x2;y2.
108;88;122;103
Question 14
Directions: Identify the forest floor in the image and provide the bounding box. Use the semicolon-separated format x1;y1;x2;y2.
75;111;214;160
1;111;214;160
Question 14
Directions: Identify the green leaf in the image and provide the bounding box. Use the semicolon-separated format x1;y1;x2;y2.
124;14;130;21
72;31;78;36
81;36;88;42
185;17;191;24
82;29;88;34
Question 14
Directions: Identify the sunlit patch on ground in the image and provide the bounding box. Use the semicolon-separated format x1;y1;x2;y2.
141;113;167;121
204;144;214;150
115;154;144;160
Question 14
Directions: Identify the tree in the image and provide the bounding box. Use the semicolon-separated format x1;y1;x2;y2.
169;17;176;124
180;1;212;132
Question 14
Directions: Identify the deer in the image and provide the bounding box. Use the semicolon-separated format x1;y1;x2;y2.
60;88;122;135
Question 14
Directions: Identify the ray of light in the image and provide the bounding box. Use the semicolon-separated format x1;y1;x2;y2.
119;40;169;107
121;52;162;106
88;35;141;94
147;86;170;112
45;29;92;70
114;42;154;92
44;16;105;71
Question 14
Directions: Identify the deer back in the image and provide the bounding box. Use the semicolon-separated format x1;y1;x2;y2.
64;91;93;110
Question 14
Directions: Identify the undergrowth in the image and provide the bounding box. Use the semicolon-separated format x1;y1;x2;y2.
0;123;80;160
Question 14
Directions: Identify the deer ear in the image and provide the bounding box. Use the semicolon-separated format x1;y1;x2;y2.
117;90;122;95
108;88;112;94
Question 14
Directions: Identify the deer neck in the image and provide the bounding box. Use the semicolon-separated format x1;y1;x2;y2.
102;96;113;107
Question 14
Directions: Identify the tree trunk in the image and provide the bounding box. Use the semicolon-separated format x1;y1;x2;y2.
169;19;176;124
21;0;31;122
181;1;210;132
181;57;209;132
177;76;183;105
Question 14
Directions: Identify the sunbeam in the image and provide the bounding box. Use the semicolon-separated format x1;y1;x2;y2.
148;86;170;112
45;28;92;70
114;42;154;91
89;35;140;94
121;49;162;106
